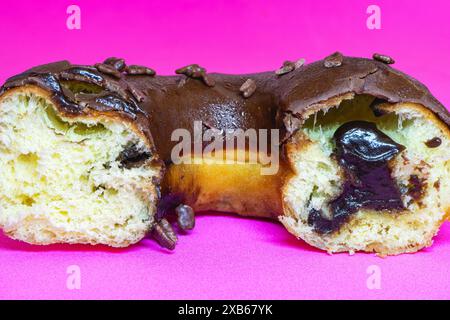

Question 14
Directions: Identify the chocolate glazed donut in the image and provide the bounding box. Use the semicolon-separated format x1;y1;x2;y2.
0;53;448;255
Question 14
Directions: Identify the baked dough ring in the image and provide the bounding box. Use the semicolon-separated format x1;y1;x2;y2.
0;53;448;255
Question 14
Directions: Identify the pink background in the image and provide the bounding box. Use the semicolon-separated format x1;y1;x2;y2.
1;0;450;299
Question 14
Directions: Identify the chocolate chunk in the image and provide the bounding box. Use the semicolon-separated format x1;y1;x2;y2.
275;61;296;76
175;64;215;87
176;204;195;231
151;218;178;250
324;52;343;68
95;63;122;79
125;65;156;76
373;53;395;65
103;57;126;72
239;79;257;98
309;121;406;234
425;137;442;148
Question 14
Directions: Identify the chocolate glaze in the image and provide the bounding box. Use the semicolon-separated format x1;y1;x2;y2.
308;121;405;234
277;54;450;128
1;54;448;164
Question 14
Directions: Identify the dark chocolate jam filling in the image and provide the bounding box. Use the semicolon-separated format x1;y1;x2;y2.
308;121;406;234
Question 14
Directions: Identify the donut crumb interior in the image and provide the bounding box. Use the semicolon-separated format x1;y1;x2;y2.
0;91;160;246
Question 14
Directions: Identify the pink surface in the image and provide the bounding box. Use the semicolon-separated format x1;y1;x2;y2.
0;0;449;299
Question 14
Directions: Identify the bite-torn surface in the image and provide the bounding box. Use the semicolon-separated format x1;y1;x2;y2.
0;89;161;246
281;95;450;255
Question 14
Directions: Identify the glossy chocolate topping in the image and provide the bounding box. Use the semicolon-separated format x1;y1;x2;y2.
277;55;450;127
308;121;405;234
1;53;448;165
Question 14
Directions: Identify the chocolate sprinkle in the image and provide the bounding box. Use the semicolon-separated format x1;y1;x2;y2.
324;52;343;68
125;65;156;76
373;53;395;65
294;58;306;69
176;204;195;231
127;84;146;102
425;137;442;148
239;79;257;98
175;64;215;87
103;57;126;72
60;67;104;85
175;64;205;78
95;63;122;79
151;218;178;250
275;61;296;76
